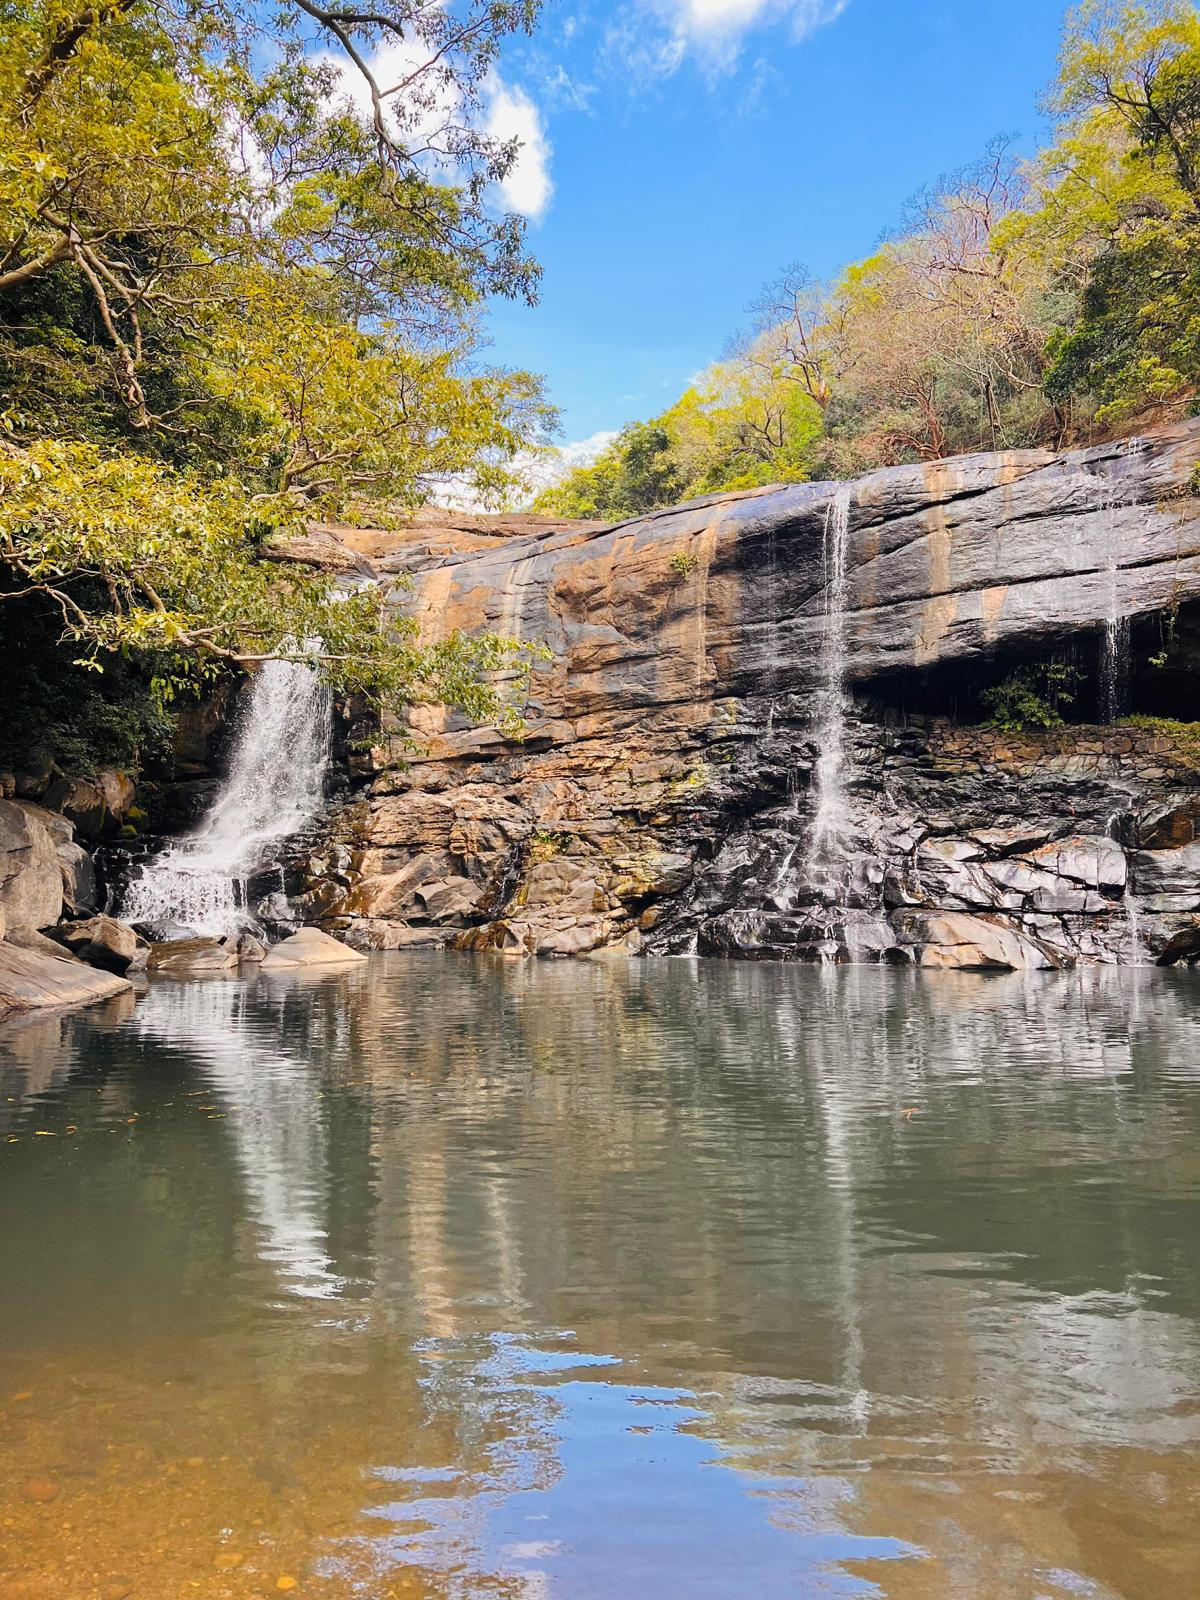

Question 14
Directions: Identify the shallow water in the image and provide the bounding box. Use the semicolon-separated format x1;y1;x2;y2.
2;956;1199;1600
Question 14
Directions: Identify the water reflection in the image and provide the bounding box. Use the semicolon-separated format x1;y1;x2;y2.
1;957;1199;1598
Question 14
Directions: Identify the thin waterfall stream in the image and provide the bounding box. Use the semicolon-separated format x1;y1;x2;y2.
808;483;854;903
1098;438;1146;722
121;658;332;937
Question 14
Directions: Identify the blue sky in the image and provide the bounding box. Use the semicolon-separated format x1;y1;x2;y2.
480;0;1069;455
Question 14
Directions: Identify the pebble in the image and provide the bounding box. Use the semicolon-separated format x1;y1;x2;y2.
276;1579;298;1592
19;1478;59;1504
212;1551;243;1570
102;1585;133;1600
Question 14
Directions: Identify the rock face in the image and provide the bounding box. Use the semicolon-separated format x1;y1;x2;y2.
0;800;63;936
232;422;1200;967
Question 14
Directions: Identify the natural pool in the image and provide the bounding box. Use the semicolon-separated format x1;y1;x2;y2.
1;955;1199;1600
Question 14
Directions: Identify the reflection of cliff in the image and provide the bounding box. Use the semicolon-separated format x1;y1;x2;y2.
5;958;1200;1597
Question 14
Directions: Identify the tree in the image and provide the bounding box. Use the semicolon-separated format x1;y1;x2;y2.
1008;0;1200;425
0;0;555;721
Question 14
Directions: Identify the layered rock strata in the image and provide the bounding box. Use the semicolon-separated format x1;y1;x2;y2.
186;421;1200;967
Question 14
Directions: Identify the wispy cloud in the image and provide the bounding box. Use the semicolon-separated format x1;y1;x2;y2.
607;0;849;81
311;45;554;221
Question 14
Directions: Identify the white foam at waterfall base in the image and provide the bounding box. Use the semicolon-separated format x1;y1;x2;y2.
122;659;332;937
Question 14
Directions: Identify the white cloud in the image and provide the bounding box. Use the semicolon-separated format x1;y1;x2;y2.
311;47;553;220
484;76;554;221
431;432;618;513
608;0;849;79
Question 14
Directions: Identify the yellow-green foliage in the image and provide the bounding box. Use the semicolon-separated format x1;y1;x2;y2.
0;0;551;720
538;1;1200;518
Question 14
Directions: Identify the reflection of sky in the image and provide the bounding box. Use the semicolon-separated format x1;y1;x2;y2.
334;1333;919;1600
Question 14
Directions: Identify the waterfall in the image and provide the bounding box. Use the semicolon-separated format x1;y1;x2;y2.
122;659;332;937
1106;806;1144;966
809;484;854;885
1098;440;1145;722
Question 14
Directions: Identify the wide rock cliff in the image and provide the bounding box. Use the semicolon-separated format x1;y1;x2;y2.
281;421;1200;968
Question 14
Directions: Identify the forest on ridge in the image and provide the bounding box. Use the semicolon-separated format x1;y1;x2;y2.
536;1;1200;518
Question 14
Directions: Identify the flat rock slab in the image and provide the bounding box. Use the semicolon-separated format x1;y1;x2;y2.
261;927;368;969
0;941;132;1015
147;937;238;974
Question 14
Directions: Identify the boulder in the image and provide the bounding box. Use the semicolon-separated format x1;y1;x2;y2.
0;940;132;1016
894;911;1060;971
234;932;267;963
96;770;136;824
59;915;140;975
1131;841;1200;896
4;925;83;962
43;775;109;840
147;938;238;974
260;927;368;969
0;799;63;933
13;801;74;847
57;840;99;916
13;753;56;800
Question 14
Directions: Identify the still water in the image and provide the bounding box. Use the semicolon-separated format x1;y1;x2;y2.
2;955;1199;1600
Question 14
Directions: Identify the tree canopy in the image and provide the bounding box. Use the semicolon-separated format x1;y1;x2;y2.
0;0;554;725
537;0;1200;522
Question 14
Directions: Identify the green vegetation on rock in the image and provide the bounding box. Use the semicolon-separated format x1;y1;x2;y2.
981;662;1084;732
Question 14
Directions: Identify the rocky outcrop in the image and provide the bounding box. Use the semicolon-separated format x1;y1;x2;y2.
0;800;63;935
58;914;141;975
0;940;132;1016
275;421;1200;968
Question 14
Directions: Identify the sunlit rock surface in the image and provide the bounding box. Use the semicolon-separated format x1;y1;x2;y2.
278;421;1200;966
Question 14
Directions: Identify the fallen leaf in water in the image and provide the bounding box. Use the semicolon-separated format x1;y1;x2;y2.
902;1107;920;1119
13;1390;32;1402
33;1130;57;1137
